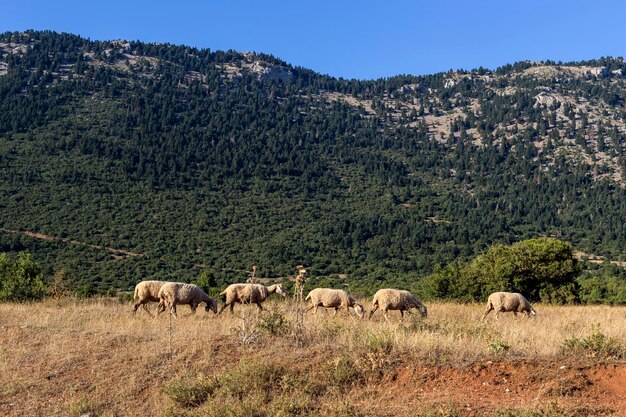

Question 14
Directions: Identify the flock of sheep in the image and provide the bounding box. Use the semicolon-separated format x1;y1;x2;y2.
133;280;537;321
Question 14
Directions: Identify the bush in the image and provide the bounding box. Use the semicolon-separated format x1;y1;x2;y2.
0;252;46;301
257;311;289;336
420;238;581;303
219;361;285;400
49;267;74;298
320;356;365;390
163;376;218;408
489;341;511;354
561;325;626;360
577;266;626;304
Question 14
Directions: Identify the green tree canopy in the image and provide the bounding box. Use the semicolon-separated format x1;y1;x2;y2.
419;238;581;303
0;252;46;301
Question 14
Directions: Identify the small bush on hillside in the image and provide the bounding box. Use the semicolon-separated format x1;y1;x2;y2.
577;267;626;305
320;355;365;390
257;311;289;335
0;252;46;301
561;325;626;360
219;361;285;400
163;376;218;408
49;267;74;298
489;340;511;354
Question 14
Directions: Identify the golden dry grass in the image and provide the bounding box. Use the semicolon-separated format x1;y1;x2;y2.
1;298;625;416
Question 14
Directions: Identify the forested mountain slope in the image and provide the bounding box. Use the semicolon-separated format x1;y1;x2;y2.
2;30;626;293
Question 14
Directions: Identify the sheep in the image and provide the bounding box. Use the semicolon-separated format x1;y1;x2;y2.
133;280;169;316
156;282;218;318
482;292;537;320
304;288;365;319
218;283;287;314
368;289;427;321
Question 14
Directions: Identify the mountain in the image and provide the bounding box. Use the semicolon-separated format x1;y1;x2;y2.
2;30;626;294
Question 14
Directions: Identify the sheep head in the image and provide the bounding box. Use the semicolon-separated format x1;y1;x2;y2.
354;303;365;319
206;299;218;314
418;304;428;318
275;284;288;297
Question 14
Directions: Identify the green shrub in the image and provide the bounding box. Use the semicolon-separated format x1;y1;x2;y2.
257;311;289;336
0;252;46;301
163;376;218;408
561;326;626;360
577;269;626;305
219;361;285;400
320;355;364;390
420;238;581;303
489;341;511;354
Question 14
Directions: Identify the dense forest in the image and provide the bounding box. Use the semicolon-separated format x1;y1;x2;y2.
2;30;626;300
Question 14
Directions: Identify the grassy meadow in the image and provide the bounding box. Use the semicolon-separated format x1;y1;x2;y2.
1;298;626;416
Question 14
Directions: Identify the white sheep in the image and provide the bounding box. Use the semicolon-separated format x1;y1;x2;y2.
218;283;287;314
369;288;427;321
482;292;537;320
156;282;218;318
133;280;169;316
304;288;365;319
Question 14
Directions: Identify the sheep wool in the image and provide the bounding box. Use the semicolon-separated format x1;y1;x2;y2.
482;292;537;320
369;288;427;321
305;288;365;318
157;282;218;318
133;280;169;316
218;283;287;314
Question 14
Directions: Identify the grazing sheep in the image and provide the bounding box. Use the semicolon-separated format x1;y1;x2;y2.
157;283;218;318
218;283;287;314
133;280;169;316
305;288;365;319
368;289;427;321
482;292;537;320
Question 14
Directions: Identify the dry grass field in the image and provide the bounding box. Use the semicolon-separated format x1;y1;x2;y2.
1;298;626;416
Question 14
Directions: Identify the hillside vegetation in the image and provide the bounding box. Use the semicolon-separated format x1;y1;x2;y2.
2;31;626;295
1;299;626;416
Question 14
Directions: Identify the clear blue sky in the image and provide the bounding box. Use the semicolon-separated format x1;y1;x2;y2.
4;0;626;80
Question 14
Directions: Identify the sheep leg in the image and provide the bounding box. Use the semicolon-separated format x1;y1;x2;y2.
256;303;264;312
136;302;155;317
333;308;339;317
142;303;156;317
399;310;405;321
346;305;357;321
304;304;315;315
368;304;379;319
170;304;178;319
217;302;229;315
156;301;166;317
218;300;235;315
482;305;493;321
382;309;389;321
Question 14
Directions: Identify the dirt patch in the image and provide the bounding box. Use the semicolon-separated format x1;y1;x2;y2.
354;359;626;416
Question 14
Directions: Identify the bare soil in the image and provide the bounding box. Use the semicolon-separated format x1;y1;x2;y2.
354;359;626;416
